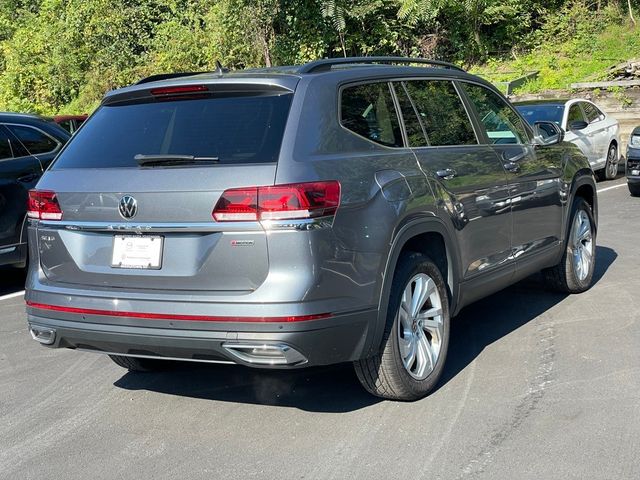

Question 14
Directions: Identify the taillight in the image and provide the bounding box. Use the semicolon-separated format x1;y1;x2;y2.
213;181;341;222
27;190;63;220
150;85;208;95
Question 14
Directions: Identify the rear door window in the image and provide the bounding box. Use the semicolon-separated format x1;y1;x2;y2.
341;82;403;147
393;83;427;147
461;83;529;145
7;125;59;155
583;102;604;123
403;80;477;146
52;92;293;169
567;104;586;125
0;127;13;160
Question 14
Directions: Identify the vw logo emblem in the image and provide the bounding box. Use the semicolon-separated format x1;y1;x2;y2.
118;195;138;219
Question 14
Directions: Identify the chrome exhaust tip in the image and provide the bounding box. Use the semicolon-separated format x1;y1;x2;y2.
29;324;56;345
222;343;307;366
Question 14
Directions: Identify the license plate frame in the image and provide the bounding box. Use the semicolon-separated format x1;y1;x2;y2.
111;235;164;270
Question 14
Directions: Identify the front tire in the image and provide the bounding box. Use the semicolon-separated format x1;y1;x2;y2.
629;182;640;197
543;198;596;293
109;355;170;372
354;252;450;401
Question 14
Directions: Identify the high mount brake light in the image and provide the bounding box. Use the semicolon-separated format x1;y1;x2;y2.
213;181;341;222
149;85;209;95
28;190;63;220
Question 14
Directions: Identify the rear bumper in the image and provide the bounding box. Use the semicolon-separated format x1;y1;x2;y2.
26;307;374;368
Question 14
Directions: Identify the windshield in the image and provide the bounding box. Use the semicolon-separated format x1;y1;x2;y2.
52;92;293;169
515;104;565;126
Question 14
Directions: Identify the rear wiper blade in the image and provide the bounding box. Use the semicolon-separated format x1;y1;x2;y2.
134;154;219;167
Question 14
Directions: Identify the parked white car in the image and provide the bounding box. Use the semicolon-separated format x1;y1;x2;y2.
515;99;620;180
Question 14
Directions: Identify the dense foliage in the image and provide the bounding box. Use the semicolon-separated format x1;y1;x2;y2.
0;0;637;114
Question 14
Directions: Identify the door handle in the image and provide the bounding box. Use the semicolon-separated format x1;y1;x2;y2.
503;161;520;173
17;173;39;183
436;168;457;180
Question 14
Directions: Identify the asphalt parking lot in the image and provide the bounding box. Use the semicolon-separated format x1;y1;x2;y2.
1;177;638;480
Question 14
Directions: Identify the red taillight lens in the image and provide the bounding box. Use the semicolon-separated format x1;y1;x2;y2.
150;85;208;95
27;190;63;220
213;181;341;222
212;187;258;221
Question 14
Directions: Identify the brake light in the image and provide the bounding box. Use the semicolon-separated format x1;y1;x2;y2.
213;181;341;222
150;85;208;95
27;190;63;220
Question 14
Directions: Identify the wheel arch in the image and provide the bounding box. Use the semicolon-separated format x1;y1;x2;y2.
363;217;462;358
568;171;598;240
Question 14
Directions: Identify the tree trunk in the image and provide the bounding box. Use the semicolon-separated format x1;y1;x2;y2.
339;31;346;57
629;0;637;26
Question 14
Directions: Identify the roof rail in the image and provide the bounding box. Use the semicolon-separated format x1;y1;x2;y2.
298;56;465;74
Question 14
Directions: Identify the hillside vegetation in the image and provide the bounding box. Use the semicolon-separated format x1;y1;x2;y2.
0;0;637;114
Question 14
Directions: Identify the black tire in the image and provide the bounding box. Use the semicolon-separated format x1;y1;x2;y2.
109;355;170;372
543;198;596;293
629;182;640;197
354;252;450;401
600;143;618;181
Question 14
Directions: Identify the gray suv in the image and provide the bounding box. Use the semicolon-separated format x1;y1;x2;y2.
25;57;598;401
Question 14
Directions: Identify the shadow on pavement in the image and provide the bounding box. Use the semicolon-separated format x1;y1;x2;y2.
114;245;617;411
437;245;617;392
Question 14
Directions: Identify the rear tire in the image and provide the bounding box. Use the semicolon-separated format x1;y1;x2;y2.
543;198;596;293
629;182;640;197
354;252;450;401
600;143;618;181
109;355;170;372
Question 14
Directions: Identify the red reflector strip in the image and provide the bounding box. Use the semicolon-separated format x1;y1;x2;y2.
25;301;331;323
150;85;208;95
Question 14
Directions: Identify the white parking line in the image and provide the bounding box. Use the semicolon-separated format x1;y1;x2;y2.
0;290;25;301
597;183;627;193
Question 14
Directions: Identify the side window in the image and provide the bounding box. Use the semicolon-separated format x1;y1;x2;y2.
393;83;427;147
0;127;13;160
462;83;529;145
341;82;403;147
6;125;58;155
59;120;73;133
567;104;586;125
583;102;603;123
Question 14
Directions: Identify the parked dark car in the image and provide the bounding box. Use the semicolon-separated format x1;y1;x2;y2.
25;57;598;401
0;113;70;268
50;115;88;134
627;126;640;196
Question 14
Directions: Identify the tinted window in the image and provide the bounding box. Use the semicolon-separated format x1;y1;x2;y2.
567;104;585;125
7;125;58;155
393;83;427;147
462;83;528;145
53;93;292;169
341;83;403;147
515;104;565;125
582;102;603;123
404;80;477;146
0;128;13;160
58;120;73;133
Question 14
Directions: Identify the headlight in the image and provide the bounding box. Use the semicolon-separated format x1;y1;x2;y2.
630;134;640;147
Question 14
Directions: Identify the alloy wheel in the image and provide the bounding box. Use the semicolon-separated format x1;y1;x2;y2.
571;209;594;282
396;273;444;380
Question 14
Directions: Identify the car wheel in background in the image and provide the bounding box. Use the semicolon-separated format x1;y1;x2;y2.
629;182;640;197
602;143;618;180
543;198;596;293
354;252;450;401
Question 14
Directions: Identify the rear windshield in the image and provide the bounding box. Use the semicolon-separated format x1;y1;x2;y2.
52;92;292;169
515;104;564;126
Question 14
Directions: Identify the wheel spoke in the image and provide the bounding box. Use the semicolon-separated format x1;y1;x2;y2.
415;334;434;378
410;276;432;318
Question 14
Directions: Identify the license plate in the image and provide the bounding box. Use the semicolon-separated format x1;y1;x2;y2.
111;235;163;269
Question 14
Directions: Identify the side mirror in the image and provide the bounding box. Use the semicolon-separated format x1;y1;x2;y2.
569;120;589;131
533;121;564;146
